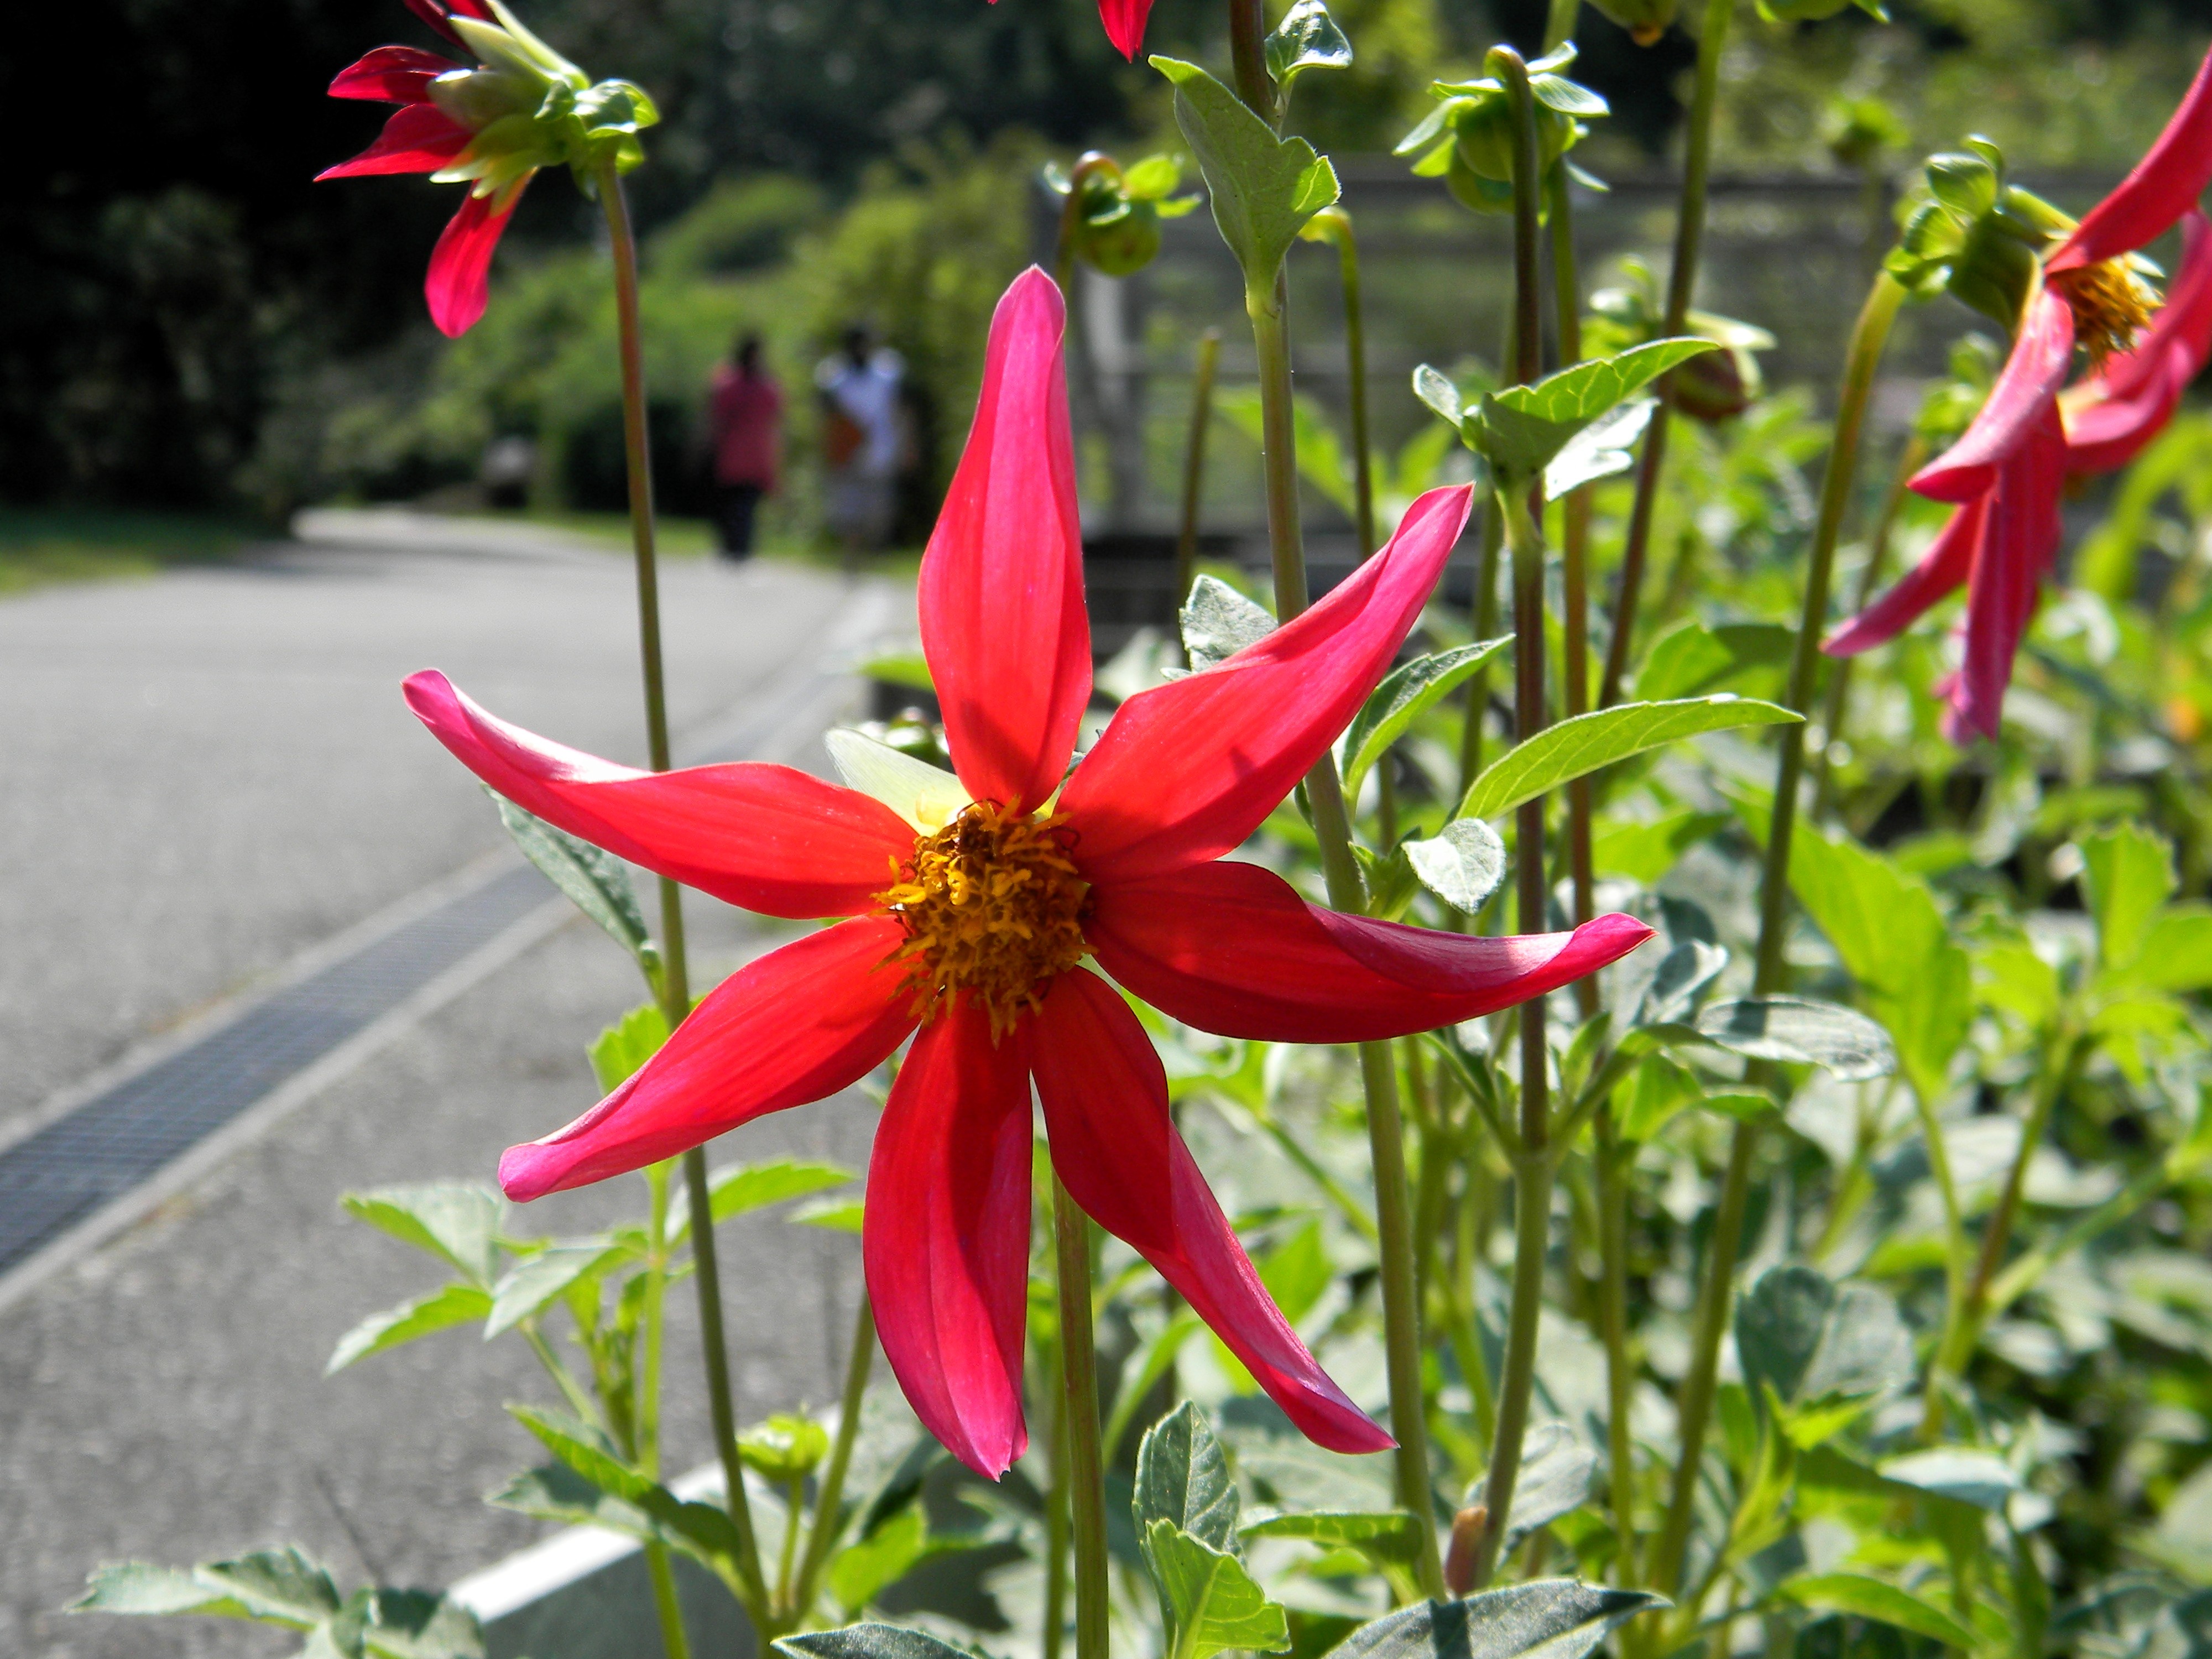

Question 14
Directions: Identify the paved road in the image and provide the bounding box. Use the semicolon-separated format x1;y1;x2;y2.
0;520;911;1656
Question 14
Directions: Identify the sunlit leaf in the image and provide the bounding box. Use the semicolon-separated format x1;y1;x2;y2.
327;1282;493;1372
1459;697;1798;820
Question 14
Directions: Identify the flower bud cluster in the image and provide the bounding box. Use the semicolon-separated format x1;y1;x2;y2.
1046;152;1200;278
434;1;658;200
1886;137;2074;331
1395;45;1605;217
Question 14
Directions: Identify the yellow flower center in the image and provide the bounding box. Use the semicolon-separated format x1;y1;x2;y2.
2049;257;2159;369
874;801;1090;1039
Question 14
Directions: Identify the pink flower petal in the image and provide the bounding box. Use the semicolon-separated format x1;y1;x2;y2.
1910;290;2074;504
1030;969;1392;1454
424;182;526;337
404;670;917;919
1824;494;1989;658
2048;46;2212;272
1096;0;1154;57
1086;860;1652;1042
1945;408;2067;742
920;268;1090;814
402;0;496;46
865;1000;1034;1479
1060;485;1475;886
498;917;916;1200
329;44;456;102
315;101;473;179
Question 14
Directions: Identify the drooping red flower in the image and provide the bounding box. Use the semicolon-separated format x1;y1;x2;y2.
319;0;655;336
404;269;1652;1477
1827;50;2212;742
994;0;1152;61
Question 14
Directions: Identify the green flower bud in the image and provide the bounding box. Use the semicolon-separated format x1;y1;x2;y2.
1885;136;2067;332
1400;45;1606;215
1049;151;1198;278
736;1413;831;1482
1585;0;1676;45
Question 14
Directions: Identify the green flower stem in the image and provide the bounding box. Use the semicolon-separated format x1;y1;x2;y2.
1173;328;1224;607
1228;0;1277;127
638;1160;692;1659
1250;280;1447;1604
1646;270;1905;1603
1593;1113;1637;1582
1812;432;1926;818
1053;153;1124;294
1595;0;1734;709
792;1294;878;1618
1051;1175;1110;1659
1043;1363;1070;1659
598;157;771;1620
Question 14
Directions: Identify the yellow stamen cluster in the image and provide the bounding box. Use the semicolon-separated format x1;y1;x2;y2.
2050;258;2159;369
875;801;1089;1039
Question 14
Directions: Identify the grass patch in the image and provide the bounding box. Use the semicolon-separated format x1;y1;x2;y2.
0;509;262;597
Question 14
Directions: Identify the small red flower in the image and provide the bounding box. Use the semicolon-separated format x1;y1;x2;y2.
319;0;655;336
1827;50;2212;742
987;0;1152;61
404;269;1652;1476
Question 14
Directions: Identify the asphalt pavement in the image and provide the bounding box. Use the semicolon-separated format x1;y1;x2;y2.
0;518;911;1656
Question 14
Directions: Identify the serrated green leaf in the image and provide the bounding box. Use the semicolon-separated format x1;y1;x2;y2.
1153;56;1340;302
1543;398;1653;497
826;728;969;832
1181;573;1277;670
1694;996;1897;1081
1265;0;1353;86
1469;338;1717;481
2081;822;2176;968
341;1184;505;1288
1633;619;1794;703
588;1001;669;1095
1738;1267;1913;1424
1781;1574;1980;1650
508;1405;747;1572
1404;820;1508;912
327;1282;493;1373
488;1463;659;1540
493;795;655;973
1144;1520;1290;1659
778;1626;980;1659
199;1548;345;1625
71;1563;248;1619
1342;639;1512;797
793;1197;865;1232
2107;905;2212;992
1459;696;1799;820
1634;938;1728;1026
1333;1582;1663;1659
484;1244;624;1338
363;1590;484;1659
1136;1400;1240;1550
825;1506;971;1614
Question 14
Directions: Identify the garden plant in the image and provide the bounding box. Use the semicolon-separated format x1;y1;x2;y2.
64;0;2212;1655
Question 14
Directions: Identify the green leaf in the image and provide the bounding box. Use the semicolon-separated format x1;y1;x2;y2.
792;1197;866;1232
72;1548;349;1629
484;1243;624;1338
1591;809;1727;885
1403;820;1508;913
1693;997;1897;1081
493;794;656;976
1781;1574;1980;1650
826;728;970;832
1135;1400;1240;1550
1634;939;1728;1026
1877;1449;2018;1514
72;1563;252;1619
667;1157;855;1245
1181;572;1277;670
1124;153;1184;199
1153;56;1340;302
588;1001;670;1094
1342;639;1512;797
778;1626;980;1659
327;1283;493;1373
1542;398;1653;497
489;1463;658;1540
1736;1266;1913;1426
853;649;935;691
1466;1422;1599;1554
1468;338;1718;482
2081;822;2177;968
1265;0;1353;87
1216;388;1357;515
1358;842;1424;923
2109;905;2212;992
1458;697;1799;820
1144;1520;1290;1659
1411;364;1464;426
362;1592;485;1659
1333;1583;1663;1659
1238;1510;1426;1566
1618;1053;1699;1143
341;1184;504;1288
826;1507;967;1614
508;1405;748;1571
1633;619;1794;703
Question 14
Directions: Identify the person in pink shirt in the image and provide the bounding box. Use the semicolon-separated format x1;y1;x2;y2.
707;334;782;559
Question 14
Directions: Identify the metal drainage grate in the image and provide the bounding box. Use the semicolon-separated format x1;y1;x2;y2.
0;864;552;1277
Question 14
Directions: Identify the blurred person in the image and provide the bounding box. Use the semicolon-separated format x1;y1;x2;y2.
817;326;906;557
707;333;781;559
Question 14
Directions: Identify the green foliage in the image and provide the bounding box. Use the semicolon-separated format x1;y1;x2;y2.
1332;1584;1662;1659
1458;695;1799;820
495;795;659;982
72;1550;483;1658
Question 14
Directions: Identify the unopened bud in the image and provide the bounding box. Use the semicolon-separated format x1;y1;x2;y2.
1443;1503;1487;1597
1587;0;1676;44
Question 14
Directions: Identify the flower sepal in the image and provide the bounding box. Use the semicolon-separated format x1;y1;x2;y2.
1886;137;2070;330
1397;46;1606;217
1046;151;1199;278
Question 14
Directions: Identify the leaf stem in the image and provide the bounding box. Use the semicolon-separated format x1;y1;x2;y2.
598;156;770;1621
1595;0;1733;708
1051;1175;1110;1659
640;1160;693;1659
792;1295;878;1618
1174;329;1224;607
1646;269;1904;1602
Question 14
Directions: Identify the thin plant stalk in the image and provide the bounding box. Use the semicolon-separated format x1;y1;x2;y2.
1173;329;1224;606
598;156;771;1620
1043;1344;1070;1659
1051;1175;1110;1659
1469;48;1551;1591
791;1295;879;1616
639;1160;692;1659
1812;432;1927;817
1596;0;1734;708
1646;270;1905;1603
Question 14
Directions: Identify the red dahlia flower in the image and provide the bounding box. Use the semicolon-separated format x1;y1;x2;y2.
403;269;1652;1476
319;0;656;337
1827;51;2212;742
